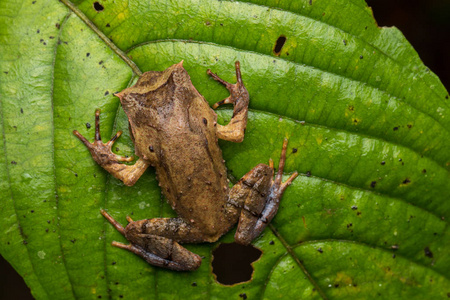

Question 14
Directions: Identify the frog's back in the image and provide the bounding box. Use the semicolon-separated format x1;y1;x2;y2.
119;62;231;237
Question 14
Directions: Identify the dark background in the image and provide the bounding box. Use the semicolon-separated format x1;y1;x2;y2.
1;0;449;299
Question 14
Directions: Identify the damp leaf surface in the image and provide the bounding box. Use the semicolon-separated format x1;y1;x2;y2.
0;0;449;299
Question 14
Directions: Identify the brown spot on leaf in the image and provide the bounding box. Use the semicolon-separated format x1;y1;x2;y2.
273;35;286;56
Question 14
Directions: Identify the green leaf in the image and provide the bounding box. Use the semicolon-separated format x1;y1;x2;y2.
1;0;449;299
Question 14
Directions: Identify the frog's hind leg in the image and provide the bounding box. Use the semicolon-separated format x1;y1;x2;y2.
227;138;298;245
101;210;202;271
73;109;150;186
207;61;249;143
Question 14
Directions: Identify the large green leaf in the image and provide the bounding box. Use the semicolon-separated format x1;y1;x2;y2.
1;0;449;299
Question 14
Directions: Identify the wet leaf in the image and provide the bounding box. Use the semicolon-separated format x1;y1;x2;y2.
1;0;449;299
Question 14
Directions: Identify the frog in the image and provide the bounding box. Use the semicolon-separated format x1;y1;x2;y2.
73;61;298;271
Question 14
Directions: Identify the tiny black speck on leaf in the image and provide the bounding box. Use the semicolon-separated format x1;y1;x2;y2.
317;248;323;253
351;205;358;210
393;127;399;131
402;178;411;184
20;108;23;113
424;246;433;258
86;53;90;57
306;171;311;177
380;161;385;165
74;173;78;177
269;240;274;245
11;161;17;165
292;148;298;153
422;169;427;173
359;55;363;59
104;91;109;96
106;23;110;27
191;282;197;287
112;261;116;265
30;210;34;213
99;60;103;65
86;122;91;129
239;293;247;300
370;181;376;188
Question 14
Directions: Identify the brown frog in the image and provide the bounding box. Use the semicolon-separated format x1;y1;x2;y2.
73;61;298;271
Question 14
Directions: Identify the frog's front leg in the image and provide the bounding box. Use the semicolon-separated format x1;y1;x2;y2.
73;109;150;186
207;61;249;143
226;138;298;245
101;210;202;271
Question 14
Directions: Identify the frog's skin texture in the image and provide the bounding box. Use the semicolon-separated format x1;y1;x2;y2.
73;62;298;271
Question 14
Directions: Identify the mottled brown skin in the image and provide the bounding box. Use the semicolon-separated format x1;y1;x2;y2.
73;61;298;271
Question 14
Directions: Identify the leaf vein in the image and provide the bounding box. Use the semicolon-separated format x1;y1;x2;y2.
52;12;78;299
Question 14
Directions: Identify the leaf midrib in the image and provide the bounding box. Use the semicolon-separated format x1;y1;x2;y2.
269;224;328;299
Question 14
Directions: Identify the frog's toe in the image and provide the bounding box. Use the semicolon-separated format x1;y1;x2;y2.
212;96;233;109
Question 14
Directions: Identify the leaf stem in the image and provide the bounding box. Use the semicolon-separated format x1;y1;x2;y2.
59;0;142;76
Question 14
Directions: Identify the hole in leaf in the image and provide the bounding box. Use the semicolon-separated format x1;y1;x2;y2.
273;35;286;56
93;1;104;11
212;242;262;285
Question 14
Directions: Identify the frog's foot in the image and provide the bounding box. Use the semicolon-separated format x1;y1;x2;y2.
73;109;150;186
207;61;249;143
101;210;202;271
73;109;133;164
229;138;298;245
